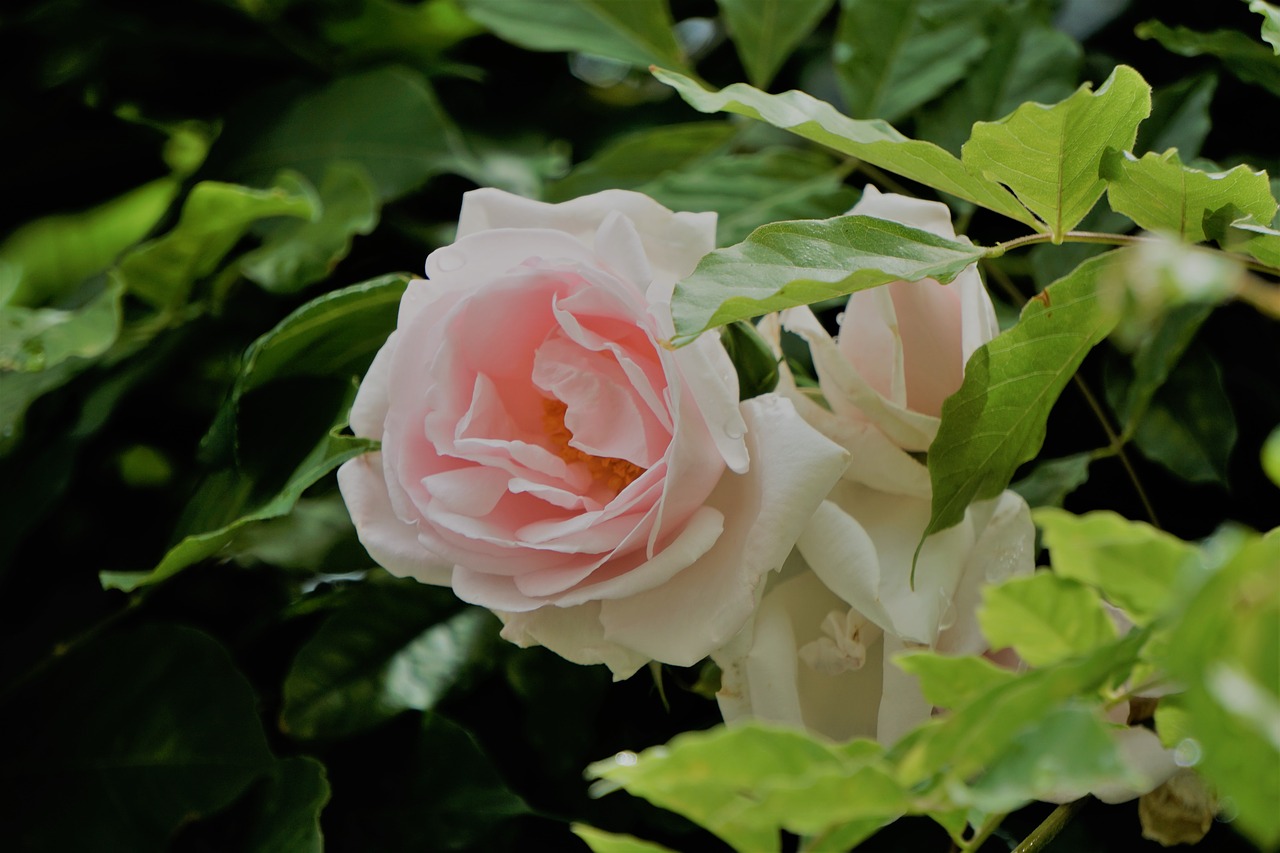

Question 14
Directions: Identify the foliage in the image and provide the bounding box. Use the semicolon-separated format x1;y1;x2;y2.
2;1;1277;851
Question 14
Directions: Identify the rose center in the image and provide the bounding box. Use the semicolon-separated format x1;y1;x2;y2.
541;398;645;493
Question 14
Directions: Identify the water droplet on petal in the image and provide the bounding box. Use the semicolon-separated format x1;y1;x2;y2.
723;418;745;440
613;750;638;767
835;311;846;327
1174;738;1202;767
435;248;466;272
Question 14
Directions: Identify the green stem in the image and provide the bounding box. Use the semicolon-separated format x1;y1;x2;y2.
960;811;1009;852
988;231;1280;278
1012;799;1089;853
1070;375;1160;528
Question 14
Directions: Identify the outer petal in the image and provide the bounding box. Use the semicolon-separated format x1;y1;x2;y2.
497;600;652;679
596;394;848;666
337;453;453;584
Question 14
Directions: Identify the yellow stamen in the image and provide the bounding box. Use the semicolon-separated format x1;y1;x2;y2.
541;398;645;492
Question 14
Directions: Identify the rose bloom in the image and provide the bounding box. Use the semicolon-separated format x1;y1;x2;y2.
713;186;1036;743
338;188;847;679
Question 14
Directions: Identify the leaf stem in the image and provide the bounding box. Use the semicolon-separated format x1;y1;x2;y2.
1012;799;1089;853
1070;374;1160;528
960;811;1009;852
988;231;1280;278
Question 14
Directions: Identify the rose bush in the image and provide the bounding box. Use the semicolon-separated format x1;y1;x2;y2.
338;188;848;679
714;187;1036;743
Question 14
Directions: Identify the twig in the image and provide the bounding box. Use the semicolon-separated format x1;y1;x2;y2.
1012;799;1089;853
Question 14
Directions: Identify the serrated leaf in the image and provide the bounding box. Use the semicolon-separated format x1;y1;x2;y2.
1254;0;1280;53
0;177;178;308
460;0;685;69
1138;20;1280;97
586;724;905;852
894;651;1019;709
1104;149;1276;243
670;214;986;344
281;582;497;739
545;122;737;203
959;703;1131;813
924;250;1121;541
216;67;468;202
917;18;1082;155
240;162;380;293
717;0;834;89
0;625;275;852
572;825;679;853
652;68;1038;227
244;757;330;853
979;571;1118;667
1033;508;1199;625
117;180;316;309
1010;452;1092;509
639;147;858;245
833;0;990;123
961;65;1151;240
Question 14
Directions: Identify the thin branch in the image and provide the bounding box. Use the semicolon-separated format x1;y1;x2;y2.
987;231;1280;278
1070;374;1160;528
960;811;1009;852
1012;799;1089;853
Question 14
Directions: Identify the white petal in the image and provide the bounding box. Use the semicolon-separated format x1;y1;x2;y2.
498;602;651;680
337;453;452;584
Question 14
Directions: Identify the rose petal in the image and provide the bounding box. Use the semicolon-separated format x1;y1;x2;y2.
498;601;652;680
337;453;452;584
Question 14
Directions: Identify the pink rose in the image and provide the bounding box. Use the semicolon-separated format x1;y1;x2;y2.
338;188;848;679
715;186;1035;742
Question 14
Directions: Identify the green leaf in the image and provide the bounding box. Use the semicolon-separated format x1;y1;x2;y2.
1152;532;1280;849
978;571;1118;667
99;426;374;592
1033;508;1200;625
460;0;686;69
0;625;274;853
1108;303;1211;435
961;65;1152;240
1218;217;1280;268
720;321;780;400
1264;425;1280;486
1103;149;1276;243
833;0;991;123
652;68;1038;227
281;582;497;739
924;250;1121;541
587;725;905;852
639;147;858;245
1010;452;1092;509
717;0;834;89
318;0;485;68
1128;344;1237;484
217;67;468;202
894;630;1146;786
244;757;331;853
240;162;380;293
959;703;1131;812
1136;74;1217;159
545;122;737;202
669;213;986;344
572;825;679;853
1138;20;1280;97
894;651;1019;709
917;18;1082;156
1253;0;1280;54
0;177;178;308
0;277;122;372
117;179;315;309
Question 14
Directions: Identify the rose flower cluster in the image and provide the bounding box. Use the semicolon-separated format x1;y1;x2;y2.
338;186;1173;798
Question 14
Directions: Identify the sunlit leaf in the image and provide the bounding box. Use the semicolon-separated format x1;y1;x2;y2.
670;214;985;344
894;651;1018;709
924;250;1121;541
1138;20;1280;96
717;0;835;89
833;0;990;123
961;65;1151;239
0;278;122;373
0;625;275;852
1254;0;1280;54
572;825;679;853
652;68;1038;227
460;0;686;69
979;571;1118;667
1103;149;1276;243
1033;508;1200;625
319;0;485;68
